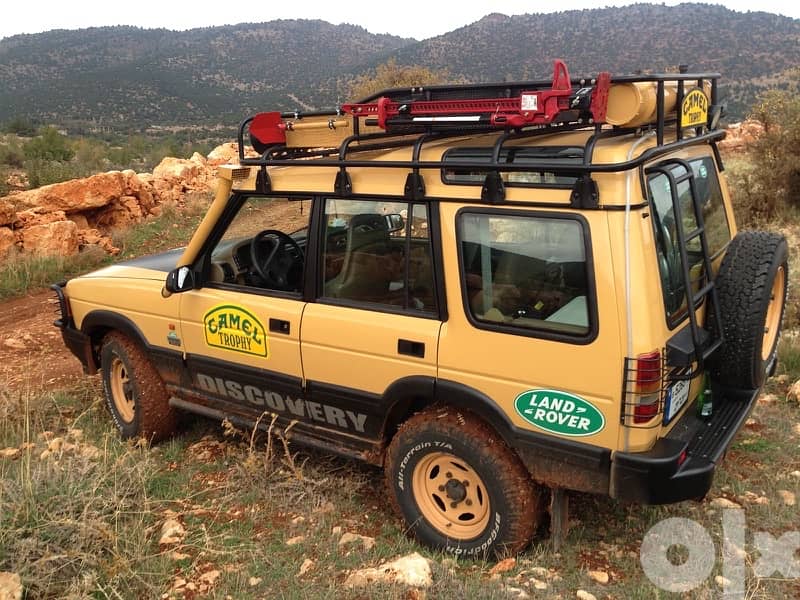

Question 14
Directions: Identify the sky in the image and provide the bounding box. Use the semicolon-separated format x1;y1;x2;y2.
1;0;797;41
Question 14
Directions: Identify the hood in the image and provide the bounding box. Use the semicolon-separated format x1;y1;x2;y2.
81;247;185;280
115;247;185;272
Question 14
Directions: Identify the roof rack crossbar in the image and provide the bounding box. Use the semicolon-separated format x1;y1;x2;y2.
242;130;723;176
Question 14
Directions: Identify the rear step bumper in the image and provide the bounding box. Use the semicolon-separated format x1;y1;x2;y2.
610;387;759;504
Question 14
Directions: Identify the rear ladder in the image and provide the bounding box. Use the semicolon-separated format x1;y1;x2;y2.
647;159;724;376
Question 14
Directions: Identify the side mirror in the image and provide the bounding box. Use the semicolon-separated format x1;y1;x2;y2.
162;266;194;297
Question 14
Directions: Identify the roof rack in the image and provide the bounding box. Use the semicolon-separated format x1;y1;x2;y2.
236;61;724;205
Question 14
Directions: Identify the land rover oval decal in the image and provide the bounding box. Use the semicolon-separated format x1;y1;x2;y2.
514;389;604;437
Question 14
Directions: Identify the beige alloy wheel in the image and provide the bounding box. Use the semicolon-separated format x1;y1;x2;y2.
411;451;491;540
100;331;176;441
762;265;786;361
109;355;135;423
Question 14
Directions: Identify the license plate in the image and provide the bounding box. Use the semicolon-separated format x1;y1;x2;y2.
664;378;691;424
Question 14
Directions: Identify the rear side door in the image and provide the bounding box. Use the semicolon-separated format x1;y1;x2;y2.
299;198;443;439
436;205;621;452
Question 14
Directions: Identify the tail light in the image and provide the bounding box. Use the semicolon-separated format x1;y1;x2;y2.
634;350;661;423
628;350;663;424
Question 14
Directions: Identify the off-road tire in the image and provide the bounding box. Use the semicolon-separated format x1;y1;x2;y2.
100;332;177;442
707;231;788;389
385;407;542;558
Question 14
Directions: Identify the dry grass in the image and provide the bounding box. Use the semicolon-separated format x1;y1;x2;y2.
1;367;798;599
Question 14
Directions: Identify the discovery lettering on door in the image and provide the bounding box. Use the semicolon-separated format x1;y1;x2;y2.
195;373;368;433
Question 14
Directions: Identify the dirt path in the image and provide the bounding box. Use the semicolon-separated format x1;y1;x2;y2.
0;289;85;395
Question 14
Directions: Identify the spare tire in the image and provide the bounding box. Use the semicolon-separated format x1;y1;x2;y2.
707;231;788;389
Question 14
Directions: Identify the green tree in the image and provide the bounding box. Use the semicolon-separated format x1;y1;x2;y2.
73;137;110;176
23;127;74;162
2;117;37;137
0;138;25;168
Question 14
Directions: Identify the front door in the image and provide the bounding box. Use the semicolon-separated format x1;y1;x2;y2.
178;195;310;422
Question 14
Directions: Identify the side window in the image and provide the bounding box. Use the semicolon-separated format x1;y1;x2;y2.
321;199;436;313
458;211;592;337
205;196;311;293
648;157;731;320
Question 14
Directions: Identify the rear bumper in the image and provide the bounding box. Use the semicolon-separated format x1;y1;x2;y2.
611;386;759;504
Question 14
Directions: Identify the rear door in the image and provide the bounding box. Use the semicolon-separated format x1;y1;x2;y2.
436;205;621;451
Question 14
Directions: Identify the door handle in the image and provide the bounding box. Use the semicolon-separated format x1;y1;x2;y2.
269;318;290;335
398;339;425;358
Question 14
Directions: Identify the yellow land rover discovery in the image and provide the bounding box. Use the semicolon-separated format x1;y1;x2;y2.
53;62;789;558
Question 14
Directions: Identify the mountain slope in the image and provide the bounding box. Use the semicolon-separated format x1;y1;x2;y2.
1;5;798;130
392;4;800;118
0;21;413;128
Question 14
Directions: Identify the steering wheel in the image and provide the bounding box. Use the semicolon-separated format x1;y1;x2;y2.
249;229;304;290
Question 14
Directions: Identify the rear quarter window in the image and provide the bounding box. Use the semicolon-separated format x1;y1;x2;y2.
457;210;596;342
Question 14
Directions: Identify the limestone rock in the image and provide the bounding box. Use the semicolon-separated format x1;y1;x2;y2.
576;591;597;600
338;532;376;552
159;518;186;545
0;572;22;600
11;171;128;213
68;213;90;229
207;143;240;165
0;227;18;259
588;570;609;584
788;380;800;403
778;490;796;506
79;228;119;255
298;558;313;577
710;497;741;509
21;220;78;256
153;156;202;183
0;199;15;226
719;120;764;153
14;209;68;227
207;142;258;165
344;552;433;588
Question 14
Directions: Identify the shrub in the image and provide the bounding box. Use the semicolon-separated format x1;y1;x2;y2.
727;88;800;225
22;127;75;162
345;59;450;101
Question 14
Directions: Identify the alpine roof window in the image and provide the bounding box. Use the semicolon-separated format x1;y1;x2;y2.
442;146;583;187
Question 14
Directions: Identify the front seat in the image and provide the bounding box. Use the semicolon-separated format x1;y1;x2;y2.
325;214;391;301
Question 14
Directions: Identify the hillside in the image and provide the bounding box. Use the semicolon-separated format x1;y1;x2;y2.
1;4;799;131
0;22;413;131
395;4;800;118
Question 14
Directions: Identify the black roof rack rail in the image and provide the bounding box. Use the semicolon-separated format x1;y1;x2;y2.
234;61;723;204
